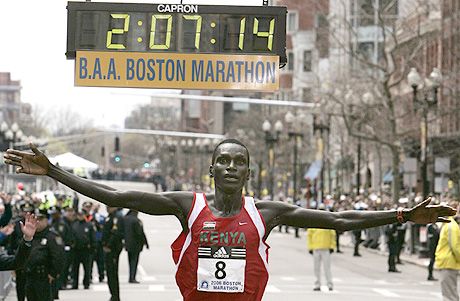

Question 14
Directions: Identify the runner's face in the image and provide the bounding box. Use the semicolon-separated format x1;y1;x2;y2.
212;143;250;192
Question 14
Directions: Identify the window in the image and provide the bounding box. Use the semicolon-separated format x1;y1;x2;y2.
358;0;375;26
303;50;312;72
379;0;398;16
287;11;298;32
287;51;294;71
302;88;313;102
358;42;374;62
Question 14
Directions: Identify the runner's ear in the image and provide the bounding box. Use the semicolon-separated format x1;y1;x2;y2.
209;165;214;178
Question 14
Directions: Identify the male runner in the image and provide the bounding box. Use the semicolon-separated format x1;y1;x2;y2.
4;139;456;301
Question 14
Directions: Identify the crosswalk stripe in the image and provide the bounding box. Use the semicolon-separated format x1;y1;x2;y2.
142;276;158;281
92;284;109;292
265;285;281;293
430;292;442;299
280;276;296;281
149;285;166;291
373;288;400;297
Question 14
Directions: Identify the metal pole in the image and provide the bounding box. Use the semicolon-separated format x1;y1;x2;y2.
293;135;298;204
270;142;275;201
357;141;361;195
356;125;361;196
320;128;324;205
421;108;428;200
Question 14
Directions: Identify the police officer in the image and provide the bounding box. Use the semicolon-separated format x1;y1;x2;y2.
92;204;106;283
49;206;75;295
124;209;148;283
102;206;124;301
24;209;65;301
385;222;401;273
427;222;440;280
71;210;95;290
62;207;76;289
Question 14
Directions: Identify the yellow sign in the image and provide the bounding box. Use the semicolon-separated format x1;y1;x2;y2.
75;51;279;91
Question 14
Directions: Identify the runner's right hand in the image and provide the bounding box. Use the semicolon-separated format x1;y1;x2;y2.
4;143;50;175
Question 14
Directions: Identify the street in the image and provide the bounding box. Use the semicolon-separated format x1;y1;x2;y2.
5;181;443;301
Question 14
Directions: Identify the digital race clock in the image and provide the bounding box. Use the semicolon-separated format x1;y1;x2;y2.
66;2;287;64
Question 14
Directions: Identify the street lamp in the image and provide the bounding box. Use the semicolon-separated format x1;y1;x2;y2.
262;119;283;201
313;114;330;206
407;67;442;200
285;111;305;238
284;111;304;205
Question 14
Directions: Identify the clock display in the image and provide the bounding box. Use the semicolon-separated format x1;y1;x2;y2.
66;2;287;64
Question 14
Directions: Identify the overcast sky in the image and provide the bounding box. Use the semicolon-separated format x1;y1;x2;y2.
0;0;263;128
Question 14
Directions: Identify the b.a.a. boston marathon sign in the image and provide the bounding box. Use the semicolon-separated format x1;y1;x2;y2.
75;51;279;91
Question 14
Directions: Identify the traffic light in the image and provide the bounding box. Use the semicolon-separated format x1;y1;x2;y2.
114;154;121;163
101;146;105;157
114;136;120;152
143;162;150;168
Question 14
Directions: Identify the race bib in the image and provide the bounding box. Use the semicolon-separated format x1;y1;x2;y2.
197;246;246;293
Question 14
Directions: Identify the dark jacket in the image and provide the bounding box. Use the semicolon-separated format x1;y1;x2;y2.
25;227;65;279
0;239;31;271
51;217;75;248
124;211;148;253
102;211;124;253
72;219;95;250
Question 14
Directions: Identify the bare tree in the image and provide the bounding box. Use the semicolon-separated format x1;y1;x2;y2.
323;0;445;201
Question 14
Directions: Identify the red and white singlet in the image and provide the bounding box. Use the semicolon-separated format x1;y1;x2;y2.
171;192;270;301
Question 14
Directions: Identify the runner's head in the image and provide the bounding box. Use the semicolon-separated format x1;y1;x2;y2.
210;139;250;193
211;139;249;167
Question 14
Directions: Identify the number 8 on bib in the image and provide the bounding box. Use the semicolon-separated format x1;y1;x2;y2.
197;246;246;293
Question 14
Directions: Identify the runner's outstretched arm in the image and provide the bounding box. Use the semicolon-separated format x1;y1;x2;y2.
3;144;191;222
258;199;456;233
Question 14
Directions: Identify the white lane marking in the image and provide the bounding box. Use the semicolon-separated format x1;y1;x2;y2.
374;280;389;285
149;285;166;291
280;276;296;281
92;284;109;291
320;286;338;293
265;285;281;293
332;277;343;283
138;265;147;276
373;288;400;297
138;265;157;281
430;292;443;299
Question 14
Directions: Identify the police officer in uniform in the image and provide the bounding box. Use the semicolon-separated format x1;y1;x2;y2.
427;222;440;280
102;206;124;301
385;222;401;273
49;206;75;295
124;209;149;283
62;207;76;288
92;204;106;283
71;210;95;290
24;209;65;301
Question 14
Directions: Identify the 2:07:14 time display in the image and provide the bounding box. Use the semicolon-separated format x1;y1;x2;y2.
105;13;277;53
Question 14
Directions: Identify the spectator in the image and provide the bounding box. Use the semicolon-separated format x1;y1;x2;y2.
307;204;336;291
435;209;460;301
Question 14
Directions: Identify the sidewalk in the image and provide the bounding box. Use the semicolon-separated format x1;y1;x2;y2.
340;232;430;268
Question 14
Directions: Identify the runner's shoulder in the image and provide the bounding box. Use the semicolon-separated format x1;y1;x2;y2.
255;200;293;212
160;191;195;204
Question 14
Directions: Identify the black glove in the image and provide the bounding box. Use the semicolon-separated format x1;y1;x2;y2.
329;249;334;253
309;250;313;255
